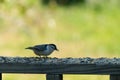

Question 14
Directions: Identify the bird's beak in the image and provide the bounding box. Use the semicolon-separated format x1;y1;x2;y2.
56;49;59;51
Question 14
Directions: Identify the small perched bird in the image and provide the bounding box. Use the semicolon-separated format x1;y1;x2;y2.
25;44;58;57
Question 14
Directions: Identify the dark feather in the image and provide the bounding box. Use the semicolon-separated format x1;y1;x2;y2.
33;44;47;51
25;47;33;49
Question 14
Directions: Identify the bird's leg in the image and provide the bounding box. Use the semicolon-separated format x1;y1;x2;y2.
44;56;48;59
38;55;42;58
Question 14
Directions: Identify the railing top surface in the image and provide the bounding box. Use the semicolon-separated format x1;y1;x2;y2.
0;56;120;65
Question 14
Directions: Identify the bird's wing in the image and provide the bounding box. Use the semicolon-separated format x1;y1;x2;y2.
33;44;47;51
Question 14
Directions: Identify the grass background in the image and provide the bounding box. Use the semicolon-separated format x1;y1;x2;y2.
0;0;120;80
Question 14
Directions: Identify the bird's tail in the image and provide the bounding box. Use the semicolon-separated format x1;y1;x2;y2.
25;47;34;50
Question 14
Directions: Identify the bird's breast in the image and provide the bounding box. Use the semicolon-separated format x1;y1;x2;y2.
42;49;54;55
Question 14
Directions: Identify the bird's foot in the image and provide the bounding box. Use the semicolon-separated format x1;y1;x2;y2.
43;56;49;59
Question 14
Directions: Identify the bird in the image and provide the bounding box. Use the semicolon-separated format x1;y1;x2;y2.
25;44;58;57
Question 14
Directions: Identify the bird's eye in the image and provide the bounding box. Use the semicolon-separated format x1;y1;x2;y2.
51;45;55;49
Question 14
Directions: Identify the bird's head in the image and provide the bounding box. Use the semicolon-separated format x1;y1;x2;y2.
49;44;59;51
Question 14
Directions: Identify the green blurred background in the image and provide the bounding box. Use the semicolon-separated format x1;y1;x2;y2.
0;0;120;80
